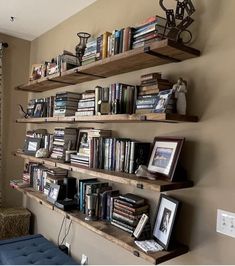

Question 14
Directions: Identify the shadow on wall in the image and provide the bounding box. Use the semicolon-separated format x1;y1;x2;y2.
193;0;223;51
181;139;216;185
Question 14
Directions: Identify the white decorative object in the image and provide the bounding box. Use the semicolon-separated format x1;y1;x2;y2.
172;77;188;115
35;148;49;158
135;165;156;180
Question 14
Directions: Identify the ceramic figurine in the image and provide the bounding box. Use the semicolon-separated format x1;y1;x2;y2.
172;77;188;115
35;148;49;158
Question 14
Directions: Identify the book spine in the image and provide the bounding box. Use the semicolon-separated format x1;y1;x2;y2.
114;30;120;55
96;35;102;61
129;141;135;174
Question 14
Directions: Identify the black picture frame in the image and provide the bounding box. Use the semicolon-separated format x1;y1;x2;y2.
47;184;60;204
152;194;180;250
33;102;45;117
23;137;42;156
147;136;185;181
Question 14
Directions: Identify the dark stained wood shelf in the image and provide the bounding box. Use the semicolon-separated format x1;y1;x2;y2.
16;113;198;124
14;150;193;192
12;186;189;264
16;39;200;93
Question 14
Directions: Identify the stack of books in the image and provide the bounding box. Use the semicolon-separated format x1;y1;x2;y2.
70;129;111;167
43;167;68;195
53;92;82;117
132;16;167;49
50;128;77;160
82;40;97;65
136;72;172;114
111;193;150;234
76;90;95;116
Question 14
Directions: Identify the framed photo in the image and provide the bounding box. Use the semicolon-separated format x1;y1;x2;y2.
153;194;180;250
30;64;44;81
77;129;90;153
148;136;184;181
47;184;60;204
24;137;42;156
33;102;45;117
153;89;174;113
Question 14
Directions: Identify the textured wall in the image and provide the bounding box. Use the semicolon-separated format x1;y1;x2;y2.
0;33;30;206
11;0;235;264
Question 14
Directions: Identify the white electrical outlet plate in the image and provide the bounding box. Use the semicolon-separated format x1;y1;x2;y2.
217;209;235;238
81;254;88;265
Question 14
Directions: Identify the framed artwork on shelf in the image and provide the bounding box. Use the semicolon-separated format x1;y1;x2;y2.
47;184;61;204
33;102;45;117
153;194;180;250
148;136;185;181
23;137;42;156
30;64;45;81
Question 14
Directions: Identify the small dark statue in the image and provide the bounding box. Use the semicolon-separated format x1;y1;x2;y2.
75;32;91;65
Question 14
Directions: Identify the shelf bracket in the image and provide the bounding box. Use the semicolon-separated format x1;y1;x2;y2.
47;78;75;85
75;70;106;79
144;46;181;63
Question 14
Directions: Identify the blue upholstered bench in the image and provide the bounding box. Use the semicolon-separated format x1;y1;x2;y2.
0;234;77;265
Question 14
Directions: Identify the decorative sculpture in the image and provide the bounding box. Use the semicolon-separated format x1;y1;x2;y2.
35;148;49;158
135;165;157;181
75;32;91;65
18;104;28;119
159;0;196;44
172;77;188;115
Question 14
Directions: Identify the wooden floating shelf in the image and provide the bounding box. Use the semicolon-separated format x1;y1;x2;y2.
16;39;200;93
14;150;193;192
16;113;198;124
12;186;189;264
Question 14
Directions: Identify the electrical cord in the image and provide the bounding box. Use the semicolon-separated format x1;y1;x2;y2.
57;216;66;246
60;220;72;245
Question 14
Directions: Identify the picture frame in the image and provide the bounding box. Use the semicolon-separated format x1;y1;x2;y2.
33;102;45;117
23;137;42;156
30;64;45;81
148;136;185;181
77;129;90;153
152;194;180;250
47;184;60;204
153;89;174;113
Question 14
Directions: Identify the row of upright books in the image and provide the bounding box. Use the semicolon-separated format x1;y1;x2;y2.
12;167;150;236
82;16;168;65
70;128;150;174
78;178;150;235
26;71;175;118
21;162;67;194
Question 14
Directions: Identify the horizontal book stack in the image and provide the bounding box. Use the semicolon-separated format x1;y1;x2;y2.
70;129;111;167
76;90;95;116
53;92;82;117
44;167;68;195
82;40;97;65
50;128;77;160
60;51;79;72
111;193;150;234
132;16;167;49
95;84;137;115
136;72;172;114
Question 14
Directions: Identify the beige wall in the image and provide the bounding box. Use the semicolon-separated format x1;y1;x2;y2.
6;0;235;264
0;33;30;206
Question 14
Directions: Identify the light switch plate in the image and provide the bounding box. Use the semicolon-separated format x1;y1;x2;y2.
217;209;235;238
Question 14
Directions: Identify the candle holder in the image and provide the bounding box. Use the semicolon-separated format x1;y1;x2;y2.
75;32;91;65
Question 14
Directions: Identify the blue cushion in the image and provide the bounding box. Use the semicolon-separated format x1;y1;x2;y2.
0;234;77;265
